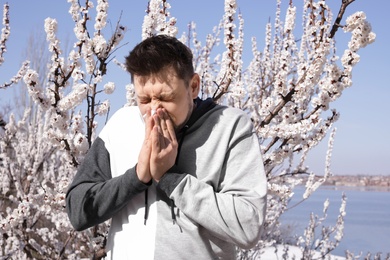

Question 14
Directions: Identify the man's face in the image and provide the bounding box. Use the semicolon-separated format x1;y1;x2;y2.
134;67;200;131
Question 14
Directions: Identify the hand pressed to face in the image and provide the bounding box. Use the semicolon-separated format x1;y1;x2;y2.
136;108;178;183
150;108;178;181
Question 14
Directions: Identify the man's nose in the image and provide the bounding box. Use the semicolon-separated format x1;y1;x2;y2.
150;99;162;110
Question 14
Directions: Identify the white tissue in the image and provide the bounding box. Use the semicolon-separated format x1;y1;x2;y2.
143;109;156;120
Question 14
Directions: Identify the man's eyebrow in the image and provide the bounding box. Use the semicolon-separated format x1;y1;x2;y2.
159;91;175;99
136;94;149;100
136;90;176;100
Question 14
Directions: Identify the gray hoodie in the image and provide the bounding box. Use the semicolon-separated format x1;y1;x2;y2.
66;98;267;259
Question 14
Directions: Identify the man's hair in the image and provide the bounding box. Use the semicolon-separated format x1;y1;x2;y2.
125;35;194;83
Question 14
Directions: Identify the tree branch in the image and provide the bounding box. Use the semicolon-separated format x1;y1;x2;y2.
329;0;356;39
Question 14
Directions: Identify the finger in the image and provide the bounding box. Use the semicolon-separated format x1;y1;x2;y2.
144;108;154;138
161;109;177;144
156;109;173;149
146;116;154;139
151;125;162;153
143;120;154;152
152;111;160;129
158;110;170;140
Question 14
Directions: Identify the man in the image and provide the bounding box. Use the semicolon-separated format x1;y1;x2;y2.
66;35;267;259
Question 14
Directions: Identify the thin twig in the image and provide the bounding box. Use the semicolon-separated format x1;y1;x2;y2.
329;0;356;39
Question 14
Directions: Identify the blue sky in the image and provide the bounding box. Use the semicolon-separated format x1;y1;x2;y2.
1;0;389;176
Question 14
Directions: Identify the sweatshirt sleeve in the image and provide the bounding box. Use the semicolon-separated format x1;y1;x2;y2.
157;111;267;249
66;136;150;231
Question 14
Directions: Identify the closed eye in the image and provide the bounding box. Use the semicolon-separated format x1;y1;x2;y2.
138;97;151;104
159;93;175;102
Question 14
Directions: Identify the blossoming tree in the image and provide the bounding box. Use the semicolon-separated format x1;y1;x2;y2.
0;0;375;259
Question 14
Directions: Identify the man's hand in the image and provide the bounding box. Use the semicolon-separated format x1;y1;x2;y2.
136;109;154;184
150;108;178;182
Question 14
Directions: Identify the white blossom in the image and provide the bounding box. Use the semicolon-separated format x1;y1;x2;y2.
125;84;137;106
103;81;115;94
73;133;89;154
68;0;80;21
44;17;57;41
92;34;107;58
94;0;109;31
142;0;178;40
58;83;89;111
1;61;30;88
97;99;110;116
0;3;10;65
284;6;296;33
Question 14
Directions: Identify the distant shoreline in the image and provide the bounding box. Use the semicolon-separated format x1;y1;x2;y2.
324;175;390;187
297;175;390;191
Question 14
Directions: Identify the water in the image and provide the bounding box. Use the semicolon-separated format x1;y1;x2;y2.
280;186;390;256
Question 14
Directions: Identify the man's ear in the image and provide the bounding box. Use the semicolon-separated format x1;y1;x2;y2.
190;73;200;99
